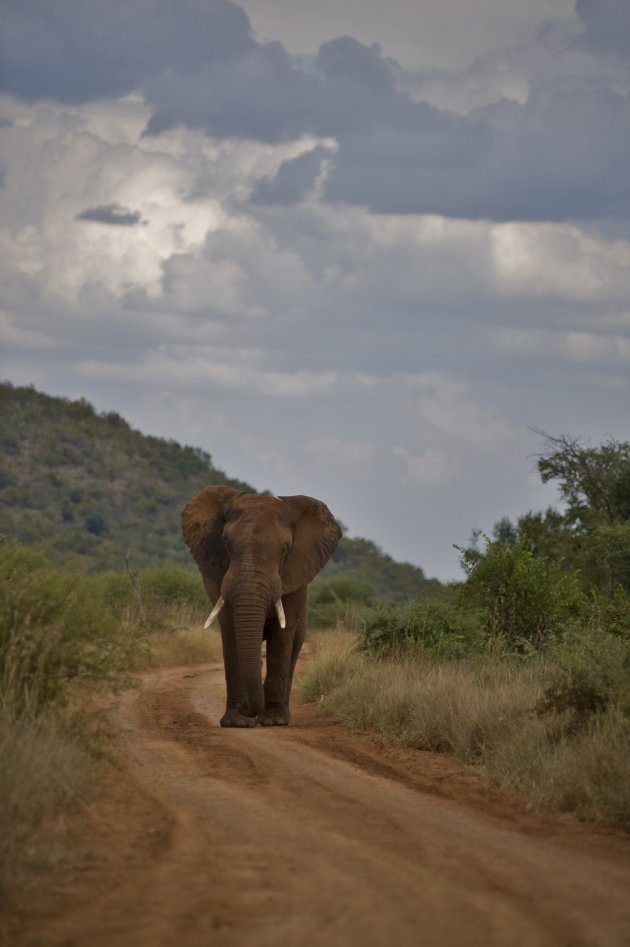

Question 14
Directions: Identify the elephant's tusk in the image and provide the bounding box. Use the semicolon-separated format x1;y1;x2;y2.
204;596;225;629
275;598;286;629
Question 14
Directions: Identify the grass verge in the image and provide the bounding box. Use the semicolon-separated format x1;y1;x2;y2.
301;630;630;829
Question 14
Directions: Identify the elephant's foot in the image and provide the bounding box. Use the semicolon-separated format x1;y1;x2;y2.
220;706;258;728
258;705;291;726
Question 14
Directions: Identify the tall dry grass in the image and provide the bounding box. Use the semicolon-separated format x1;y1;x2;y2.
0;712;99;904
145;602;223;667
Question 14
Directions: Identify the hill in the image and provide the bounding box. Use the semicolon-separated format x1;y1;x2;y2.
0;382;434;598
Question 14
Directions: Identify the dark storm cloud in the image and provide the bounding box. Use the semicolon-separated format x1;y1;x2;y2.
0;0;253;103
251;146;334;206
143;42;321;141
3;1;630;222
76;203;143;226
576;0;630;59
144;35;445;142
143;29;630;222
324;86;630;221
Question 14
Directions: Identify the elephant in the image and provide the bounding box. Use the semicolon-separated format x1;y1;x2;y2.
181;486;342;727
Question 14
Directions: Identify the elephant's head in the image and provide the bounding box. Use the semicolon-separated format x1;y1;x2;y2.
181;487;341;716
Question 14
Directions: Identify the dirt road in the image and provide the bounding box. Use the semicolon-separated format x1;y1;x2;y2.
15;662;630;947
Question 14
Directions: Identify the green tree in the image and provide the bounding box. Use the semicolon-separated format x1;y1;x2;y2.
535;432;630;593
516;508;571;563
492;516;518;546
536;431;630;529
459;537;582;651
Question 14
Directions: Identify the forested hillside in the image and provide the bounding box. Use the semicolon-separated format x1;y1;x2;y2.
0;382;255;570
0;382;433;597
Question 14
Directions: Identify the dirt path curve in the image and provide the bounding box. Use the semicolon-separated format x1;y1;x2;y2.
17;661;630;947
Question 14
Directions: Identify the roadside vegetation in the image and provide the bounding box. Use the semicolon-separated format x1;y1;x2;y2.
303;434;630;829
0;539;220;906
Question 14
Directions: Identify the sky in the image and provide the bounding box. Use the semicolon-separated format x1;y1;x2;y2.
1;0;629;580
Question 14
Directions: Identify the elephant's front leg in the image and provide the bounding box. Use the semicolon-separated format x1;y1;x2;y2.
219;617;258;728
260;589;307;726
260;622;293;726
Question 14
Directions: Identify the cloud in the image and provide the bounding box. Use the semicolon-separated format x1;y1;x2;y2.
394;444;456;487
76;345;339;399
304;437;375;468
3;3;630;222
0;0;253;103
323;84;630;221
576;0;630;59
495;327;630;366
0;311;57;348
251;145;335;206
76;203;143;226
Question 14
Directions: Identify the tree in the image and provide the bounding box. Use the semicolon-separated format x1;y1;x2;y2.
492;516;518;546
535;432;630;593
535;431;630;530
459;536;581;650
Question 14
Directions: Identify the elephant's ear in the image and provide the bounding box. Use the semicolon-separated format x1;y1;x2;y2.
181;485;239;585
279;495;342;594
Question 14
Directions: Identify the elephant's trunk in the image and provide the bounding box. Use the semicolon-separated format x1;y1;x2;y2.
230;595;267;717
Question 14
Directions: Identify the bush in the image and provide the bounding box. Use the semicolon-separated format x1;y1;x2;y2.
139;566;208;610
358;599;483;658
0;539;146;717
84;511;107;535
0;539;149;903
536;630;630;733
459;537;582;650
309;576;377;630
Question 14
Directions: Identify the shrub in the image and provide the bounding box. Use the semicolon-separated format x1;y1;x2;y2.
536;630;630;733
459;537;582;650
0;539;146;717
358;600;483;658
309;576;377;629
84;511;107;535
139;566;207;610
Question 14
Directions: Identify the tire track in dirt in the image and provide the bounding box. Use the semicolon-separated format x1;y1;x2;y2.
12;662;630;947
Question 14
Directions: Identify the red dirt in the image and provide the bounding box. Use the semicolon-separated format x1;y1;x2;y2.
9;661;630;947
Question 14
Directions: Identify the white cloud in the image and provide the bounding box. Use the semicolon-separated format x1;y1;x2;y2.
490;223;630;303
